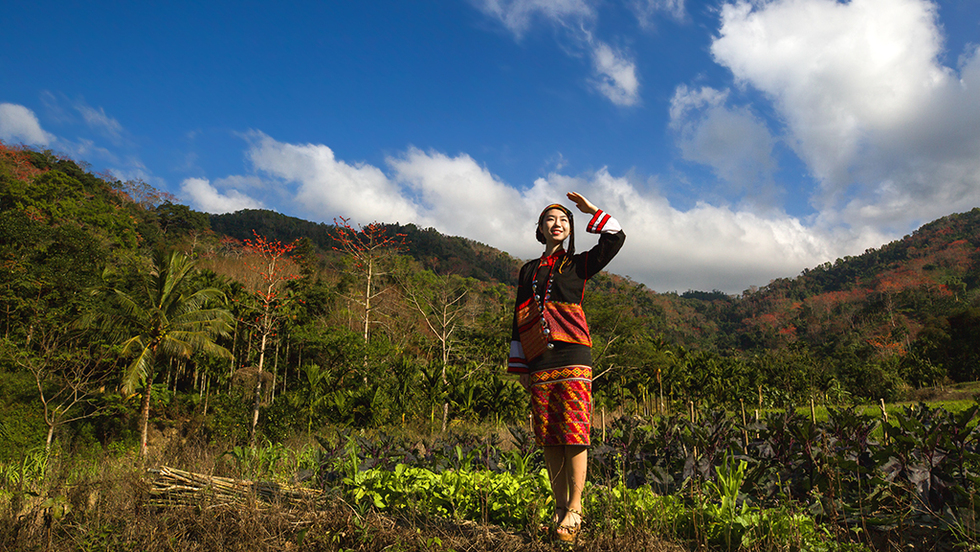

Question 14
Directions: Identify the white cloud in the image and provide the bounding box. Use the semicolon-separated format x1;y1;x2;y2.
518;168;884;293
213;174;268;191
76;104;124;140
245;132;419;224
63;137;120;165
669;85;778;202
631;0;686;28
179;177;264;214
709;0;980;229
590;41;641;106
474;0;595;39
221;133;886;293
0;103;54;145
474;0;642;107
386;147;529;245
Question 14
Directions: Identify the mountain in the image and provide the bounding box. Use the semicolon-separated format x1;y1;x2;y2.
209;209;521;283
5;140;980;398
208;205;980;379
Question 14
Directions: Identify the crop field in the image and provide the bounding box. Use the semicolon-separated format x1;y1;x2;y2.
2;399;978;552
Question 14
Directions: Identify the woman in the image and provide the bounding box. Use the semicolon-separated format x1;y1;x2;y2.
508;191;625;543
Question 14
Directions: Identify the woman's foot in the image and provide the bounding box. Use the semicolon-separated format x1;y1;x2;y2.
541;506;566;533
556;508;582;545
553;506;566;525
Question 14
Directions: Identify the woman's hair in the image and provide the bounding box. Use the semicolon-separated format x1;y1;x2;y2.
535;203;575;258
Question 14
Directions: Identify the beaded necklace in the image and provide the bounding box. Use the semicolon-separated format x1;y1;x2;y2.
532;250;563;350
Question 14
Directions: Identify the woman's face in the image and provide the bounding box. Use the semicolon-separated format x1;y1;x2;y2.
539;208;570;246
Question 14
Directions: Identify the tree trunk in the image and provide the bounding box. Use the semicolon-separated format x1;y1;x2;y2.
229;324;238;390
282;340;290;396
139;369;155;460
250;315;270;446
271;340;280;401
45;422;55;453
363;258;373;341
441;361;449;433
203;375;210;417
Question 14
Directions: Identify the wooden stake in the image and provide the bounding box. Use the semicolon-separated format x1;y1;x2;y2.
740;399;749;454
879;398;888;445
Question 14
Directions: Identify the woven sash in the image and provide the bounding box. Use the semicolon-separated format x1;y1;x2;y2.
516;296;548;361
543;302;592;347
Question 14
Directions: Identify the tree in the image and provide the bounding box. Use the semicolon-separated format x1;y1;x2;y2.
402;271;472;431
240;231;302;444
112;178;177;210
332;217;407;342
2;336;110;452
99;250;233;458
0;141;49;185
155;202;210;235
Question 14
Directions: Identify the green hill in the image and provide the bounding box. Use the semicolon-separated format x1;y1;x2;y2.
3;141;980;429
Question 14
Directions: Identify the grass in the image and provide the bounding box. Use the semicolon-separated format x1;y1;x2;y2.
3;389;975;552
0;436;689;552
0;425;874;552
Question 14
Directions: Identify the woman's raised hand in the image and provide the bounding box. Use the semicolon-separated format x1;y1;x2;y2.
566;192;598;215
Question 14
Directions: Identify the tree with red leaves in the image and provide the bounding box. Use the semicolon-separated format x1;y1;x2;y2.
241;230;302;444
332;217;407;342
0;141;49;183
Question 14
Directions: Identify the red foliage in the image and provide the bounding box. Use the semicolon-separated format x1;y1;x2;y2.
242;230;302;305
332;216;407;264
0;141;48;182
218;235;244;258
866;333;907;357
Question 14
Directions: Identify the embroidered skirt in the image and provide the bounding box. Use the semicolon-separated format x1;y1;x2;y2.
530;365;592;446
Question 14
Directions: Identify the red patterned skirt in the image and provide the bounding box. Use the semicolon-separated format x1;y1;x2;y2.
530;365;592;446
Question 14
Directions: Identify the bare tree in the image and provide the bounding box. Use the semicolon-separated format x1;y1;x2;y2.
402;272;472;431
3;337;110;452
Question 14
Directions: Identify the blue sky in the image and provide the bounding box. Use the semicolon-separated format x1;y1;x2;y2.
2;0;980;293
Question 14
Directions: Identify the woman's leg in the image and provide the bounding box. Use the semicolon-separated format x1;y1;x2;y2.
561;445;587;530
543;445;568;512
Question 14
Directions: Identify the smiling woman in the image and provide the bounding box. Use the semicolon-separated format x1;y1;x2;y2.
507;191;625;544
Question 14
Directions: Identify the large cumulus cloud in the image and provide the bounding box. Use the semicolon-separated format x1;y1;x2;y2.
707;0;980;229
196;133;880;293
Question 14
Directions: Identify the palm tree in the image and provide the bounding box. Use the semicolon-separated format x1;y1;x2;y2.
102;250;233;458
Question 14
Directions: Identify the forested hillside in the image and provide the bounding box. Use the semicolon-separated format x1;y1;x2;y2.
2;141;980;459
210;209;521;283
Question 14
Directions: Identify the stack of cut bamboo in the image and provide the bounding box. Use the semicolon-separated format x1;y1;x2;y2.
147;466;323;508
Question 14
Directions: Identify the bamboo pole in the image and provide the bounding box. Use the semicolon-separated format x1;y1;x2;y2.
147;466;322;508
